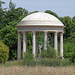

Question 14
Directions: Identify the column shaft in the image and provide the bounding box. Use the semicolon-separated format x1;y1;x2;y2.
44;31;47;50
60;32;63;58
17;32;21;60
36;32;37;56
33;31;36;57
23;32;27;57
54;32;58;56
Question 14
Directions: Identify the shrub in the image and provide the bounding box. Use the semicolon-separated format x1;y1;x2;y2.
59;59;71;66
38;59;71;67
41;46;56;58
23;52;34;61
63;43;75;58
22;51;34;65
70;52;75;63
22;60;37;66
22;58;72;66
0;41;9;63
38;59;60;66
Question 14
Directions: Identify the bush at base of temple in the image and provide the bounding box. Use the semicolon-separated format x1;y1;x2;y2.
70;52;75;63
0;41;9;63
22;51;34;65
41;46;56;59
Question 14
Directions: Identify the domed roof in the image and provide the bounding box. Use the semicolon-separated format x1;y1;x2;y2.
17;12;64;27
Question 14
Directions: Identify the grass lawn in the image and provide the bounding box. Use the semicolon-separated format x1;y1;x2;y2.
0;60;75;75
0;66;75;75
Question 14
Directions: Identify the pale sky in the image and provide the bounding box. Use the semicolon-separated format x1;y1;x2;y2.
3;0;75;18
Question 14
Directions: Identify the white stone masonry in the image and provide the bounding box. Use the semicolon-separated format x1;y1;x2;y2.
44;31;47;50
54;32;58;56
17;32;21;60
33;31;36;57
23;32;27;57
60;32;63;58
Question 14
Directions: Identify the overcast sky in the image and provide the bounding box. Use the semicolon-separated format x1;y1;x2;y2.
3;0;75;18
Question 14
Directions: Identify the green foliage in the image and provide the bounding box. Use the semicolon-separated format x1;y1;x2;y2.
4;9;19;24
0;8;6;29
0;60;22;67
0;0;75;61
63;43;75;58
0;41;9;63
38;59;71;67
47;33;54;47
0;0;5;8
37;32;44;45
0;25;18;60
68;32;75;43
23;52;34;61
70;52;75;63
72;16;75;24
4;7;28;25
10;49;17;60
0;58;74;67
45;10;58;18
0;7;28;60
41;46;56;58
29;11;39;14
22;58;72;66
27;32;33;52
59;16;75;39
9;0;16;10
22;51;34;65
22;60;37;66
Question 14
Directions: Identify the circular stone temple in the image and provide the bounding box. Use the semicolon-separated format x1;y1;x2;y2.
16;12;65;59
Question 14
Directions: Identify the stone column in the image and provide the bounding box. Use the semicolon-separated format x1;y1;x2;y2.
17;32;21;60
32;31;36;58
60;32;63;58
23;31;27;57
35;32;37;56
44;31;47;50
54;32;58;56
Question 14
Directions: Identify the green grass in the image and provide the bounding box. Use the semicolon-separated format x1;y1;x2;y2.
0;60;22;67
22;58;73;67
0;58;75;67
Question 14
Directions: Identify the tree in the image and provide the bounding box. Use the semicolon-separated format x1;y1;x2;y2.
64;43;75;58
59;16;75;39
15;7;28;17
0;6;28;59
4;7;28;25
0;25;18;59
4;9;19;24
72;16;75;24
9;0;16;10
0;0;6;29
0;0;5;8
0;8;5;29
45;10;58;18
0;8;6;29
29;11;39;14
68;32;75;43
59;17;64;22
